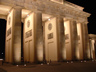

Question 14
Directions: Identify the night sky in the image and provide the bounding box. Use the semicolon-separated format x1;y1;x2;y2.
0;0;96;58
0;19;6;59
67;0;96;34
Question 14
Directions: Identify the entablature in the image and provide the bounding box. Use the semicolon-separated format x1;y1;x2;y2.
0;0;91;22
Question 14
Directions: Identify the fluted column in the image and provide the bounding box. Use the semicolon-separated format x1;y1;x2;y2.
82;23;90;59
43;22;45;62
12;7;22;64
78;23;84;60
91;40;95;59
33;11;43;62
70;20;78;60
56;17;65;61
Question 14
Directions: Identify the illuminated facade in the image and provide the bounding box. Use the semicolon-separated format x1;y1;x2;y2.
0;0;91;64
89;34;96;60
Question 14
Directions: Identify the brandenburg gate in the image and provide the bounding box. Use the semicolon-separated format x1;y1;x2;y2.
0;0;91;64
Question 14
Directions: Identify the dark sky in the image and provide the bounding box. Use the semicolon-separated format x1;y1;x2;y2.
0;19;6;59
67;0;96;34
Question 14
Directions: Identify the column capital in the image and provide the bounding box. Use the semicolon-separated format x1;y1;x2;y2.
83;21;89;25
64;17;77;23
76;20;89;25
64;16;72;21
80;21;89;25
13;6;23;10
56;15;64;19
34;10;42;13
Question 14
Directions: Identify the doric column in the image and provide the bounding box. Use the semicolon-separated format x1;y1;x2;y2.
12;7;22;64
82;23;90;59
56;17;65;61
94;40;96;59
91;40;95;60
70;20;78;60
78;23;84;60
33;11;43;62
42;22;46;62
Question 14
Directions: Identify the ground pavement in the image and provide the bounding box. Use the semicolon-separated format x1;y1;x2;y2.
0;60;96;72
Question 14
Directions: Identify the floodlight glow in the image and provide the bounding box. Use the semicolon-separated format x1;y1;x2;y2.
48;18;50;21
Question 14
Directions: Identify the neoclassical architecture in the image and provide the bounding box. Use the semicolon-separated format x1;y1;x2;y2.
0;0;91;64
89;34;96;60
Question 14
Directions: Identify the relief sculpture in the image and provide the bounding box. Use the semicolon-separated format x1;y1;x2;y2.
7;28;11;37
25;29;32;38
48;33;53;39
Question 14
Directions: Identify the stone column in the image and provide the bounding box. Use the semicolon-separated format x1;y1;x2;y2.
56;17;65;61
70;20;78;60
94;40;96;59
33;11;43;62
82;23;89;59
89;39;92;59
92;40;95;60
42;22;46;62
79;23;84;60
12;7;22;64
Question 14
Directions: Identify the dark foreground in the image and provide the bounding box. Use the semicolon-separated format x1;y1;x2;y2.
0;61;96;72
